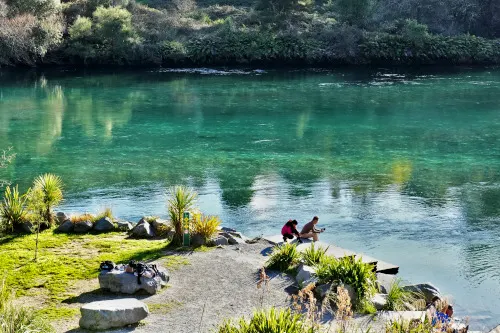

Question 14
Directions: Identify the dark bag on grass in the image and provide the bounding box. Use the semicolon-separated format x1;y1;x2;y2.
100;261;115;271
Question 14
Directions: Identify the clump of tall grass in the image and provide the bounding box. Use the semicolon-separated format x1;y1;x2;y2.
0;277;54;333
167;186;197;244
315;256;376;307
93;207;114;222
70;213;94;224
302;242;328;267
0;185;27;232
192;214;221;242
217;308;316;333
265;243;300;272
385;318;434;333
384;279;424;311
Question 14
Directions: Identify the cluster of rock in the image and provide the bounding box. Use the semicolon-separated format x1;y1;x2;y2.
54;212;119;234
99;266;169;295
191;227;251;247
295;263;441;310
129;217;170;238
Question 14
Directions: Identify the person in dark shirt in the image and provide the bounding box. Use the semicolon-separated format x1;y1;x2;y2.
300;216;324;242
281;220;302;243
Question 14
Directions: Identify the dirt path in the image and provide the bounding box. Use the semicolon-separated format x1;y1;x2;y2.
64;240;294;333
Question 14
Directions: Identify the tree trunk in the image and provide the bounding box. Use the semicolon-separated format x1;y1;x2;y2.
34;222;40;261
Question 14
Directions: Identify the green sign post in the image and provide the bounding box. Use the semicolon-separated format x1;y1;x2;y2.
182;211;190;246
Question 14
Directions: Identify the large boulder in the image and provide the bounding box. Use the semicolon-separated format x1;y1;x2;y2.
371;293;388;310
314;283;332;299
130;221;154;238
56;220;74;233
117;221;133;231
99;269;169;295
212;235;229;246
296;264;316;285
150;218;169;231
21;221;34;233
402;283;441;304
94;217;115;232
191;234;206;247
56;212;68;225
377;273;397;294
74;220;93;233
79;298;149;330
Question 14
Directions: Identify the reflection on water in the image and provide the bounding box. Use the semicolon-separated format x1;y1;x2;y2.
0;68;500;329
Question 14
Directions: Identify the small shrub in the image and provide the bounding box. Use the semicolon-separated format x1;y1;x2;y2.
70;213;94;223
384;278;423;311
315;256;376;306
145;216;158;223
155;223;173;238
94;207;113;222
0;277;54;333
0;185;27;232
385;318;434;333
302;242;328;266
167;186;197;244
192;214;220;241
217;308;312;333
30;174;63;226
266;243;300;272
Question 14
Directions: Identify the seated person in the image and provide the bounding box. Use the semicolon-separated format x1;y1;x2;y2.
281;220;302;243
300;216;324;242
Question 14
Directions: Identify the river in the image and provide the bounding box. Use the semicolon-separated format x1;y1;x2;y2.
0;67;499;329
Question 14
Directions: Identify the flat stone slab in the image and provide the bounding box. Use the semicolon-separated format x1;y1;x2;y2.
264;235;399;274
377;311;426;322
79;298;149;330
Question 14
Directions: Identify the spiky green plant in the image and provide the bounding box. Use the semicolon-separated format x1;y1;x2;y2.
383;279;423;311
93;207;113;222
385;318;434;333
217;308;315;333
0;185;27;232
192;214;221;242
31;174;63;226
167;186;197;244
266;243;300;272
315;256;376;306
0;277;55;333
302;242;328;267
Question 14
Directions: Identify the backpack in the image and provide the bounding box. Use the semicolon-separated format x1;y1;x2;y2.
100;261;115;271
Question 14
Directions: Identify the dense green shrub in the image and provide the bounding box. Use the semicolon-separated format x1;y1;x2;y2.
192;214;221;242
301;242;328;266
266;243;300;272
217;308;314;333
384;278;424;311
315;256;376;305
0;186;27;232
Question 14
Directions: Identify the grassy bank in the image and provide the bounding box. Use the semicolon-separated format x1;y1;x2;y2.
0;230;187;321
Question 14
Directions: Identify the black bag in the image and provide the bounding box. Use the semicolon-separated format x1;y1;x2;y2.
100;261;115;271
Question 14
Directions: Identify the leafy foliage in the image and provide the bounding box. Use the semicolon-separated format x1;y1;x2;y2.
315;256;377;305
384;278;424;311
217;308;314;333
301;242;328;266
0;276;54;333
0;185;27;232
30;173;63;226
192;214;221;241
266;242;300;272
167;186;197;244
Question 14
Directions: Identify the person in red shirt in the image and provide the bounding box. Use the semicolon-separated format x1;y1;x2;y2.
281;220;302;243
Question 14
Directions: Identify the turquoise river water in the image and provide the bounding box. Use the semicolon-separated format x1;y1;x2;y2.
0;68;499;329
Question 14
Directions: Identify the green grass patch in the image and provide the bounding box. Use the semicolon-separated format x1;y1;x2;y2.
147;300;182;314
0;230;182;320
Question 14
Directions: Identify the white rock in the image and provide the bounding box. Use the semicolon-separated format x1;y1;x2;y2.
371;293;388;310
131;221;154;238
79;298;149;330
98;269;168;295
296;264;316;284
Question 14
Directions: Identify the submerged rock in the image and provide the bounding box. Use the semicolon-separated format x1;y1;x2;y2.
94;217;115;232
79;298;149;330
56;220;74;233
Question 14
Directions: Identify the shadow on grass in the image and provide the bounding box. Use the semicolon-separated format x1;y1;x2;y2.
66;323;141;333
62;289;151;305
